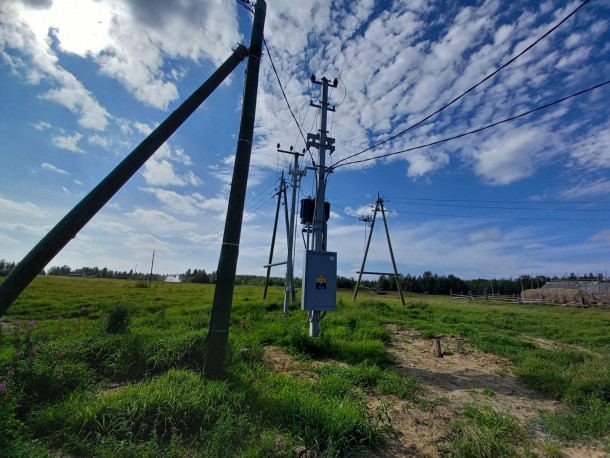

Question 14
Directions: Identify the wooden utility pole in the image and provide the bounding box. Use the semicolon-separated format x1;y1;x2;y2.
149;251;155;287
276;145;306;312
203;0;266;379
353;193;405;305
263;174;288;299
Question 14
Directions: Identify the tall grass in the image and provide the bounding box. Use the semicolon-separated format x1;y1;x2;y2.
1;277;609;455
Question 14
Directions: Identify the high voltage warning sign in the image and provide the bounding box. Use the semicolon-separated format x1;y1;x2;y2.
316;274;327;290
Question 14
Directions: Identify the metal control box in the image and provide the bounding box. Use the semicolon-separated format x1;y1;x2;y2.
301;250;337;311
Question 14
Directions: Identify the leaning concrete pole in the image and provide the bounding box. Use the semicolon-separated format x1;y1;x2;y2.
0;45;249;318
203;0;266;379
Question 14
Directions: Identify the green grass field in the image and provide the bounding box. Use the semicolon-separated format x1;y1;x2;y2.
1;276;609;457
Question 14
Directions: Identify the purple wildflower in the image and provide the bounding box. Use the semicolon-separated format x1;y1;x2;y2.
0;381;7;393
28;320;35;329
30;348;37;355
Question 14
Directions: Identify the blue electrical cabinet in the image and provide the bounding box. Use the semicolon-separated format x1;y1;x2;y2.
301;250;337;311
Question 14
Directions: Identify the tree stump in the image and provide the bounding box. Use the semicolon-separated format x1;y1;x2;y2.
432;338;443;358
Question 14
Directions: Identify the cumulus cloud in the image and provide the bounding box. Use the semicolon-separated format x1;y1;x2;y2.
142;159;201;187
141;187;227;216
52;132;84;153
0;2;110;130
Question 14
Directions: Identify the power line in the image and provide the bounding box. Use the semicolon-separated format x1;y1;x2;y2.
385;197;610;205
385;200;610;212
390;209;610;222
262;38;316;167
330;79;610;170
330;0;591;169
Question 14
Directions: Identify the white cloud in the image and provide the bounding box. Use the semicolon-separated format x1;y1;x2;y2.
88;134;110;150
560;178;610;199
0;3;110;129
590;230;610;243
41;162;69;175
31;120;51;130
141;187;227;216
125;208;196;234
0;195;50;218
468;227;504;244
43;0;240;109
406;151;450;178
467;127;550;185
52;132;84;153
0;221;47;236
142;158;201;187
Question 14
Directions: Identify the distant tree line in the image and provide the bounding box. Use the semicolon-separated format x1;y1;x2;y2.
0;259;17;276
338;271;554;296
6;259;603;296
45;265;165;282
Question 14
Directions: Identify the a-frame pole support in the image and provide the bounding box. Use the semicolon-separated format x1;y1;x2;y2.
352;204;377;302
379;197;405;305
352;193;405;305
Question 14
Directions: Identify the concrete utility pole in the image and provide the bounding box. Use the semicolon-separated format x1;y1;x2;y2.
306;76;337;336
277;145;306;312
203;0;266;380
0;44;250;318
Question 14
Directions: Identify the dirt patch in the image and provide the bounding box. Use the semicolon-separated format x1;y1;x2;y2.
376;326;556;456
261;339;607;457
519;334;603;357
262;346;320;381
379;325;608;457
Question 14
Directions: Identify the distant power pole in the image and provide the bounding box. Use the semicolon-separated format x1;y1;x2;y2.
277;144;306;313
306;76;337;336
262;173;288;300
149;251;155;286
353;192;405;305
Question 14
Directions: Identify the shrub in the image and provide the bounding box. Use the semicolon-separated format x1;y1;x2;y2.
106;304;131;334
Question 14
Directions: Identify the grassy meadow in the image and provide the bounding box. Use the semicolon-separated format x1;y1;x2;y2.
0;276;609;457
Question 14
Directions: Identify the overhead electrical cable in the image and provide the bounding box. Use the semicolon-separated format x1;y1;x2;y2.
390;209;610;222
262;38;316;168
330;79;610;170
330;0;591;170
385;200;610;212
385;197;610;205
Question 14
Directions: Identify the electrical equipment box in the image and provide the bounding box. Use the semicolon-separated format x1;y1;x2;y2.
301;250;337;311
300;198;331;224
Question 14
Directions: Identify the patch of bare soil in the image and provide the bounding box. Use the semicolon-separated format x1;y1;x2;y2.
519;334;603;357
262;346;319;381
261;340;607;458
375;325;606;458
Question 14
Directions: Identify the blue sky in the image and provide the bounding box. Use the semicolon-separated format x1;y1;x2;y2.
1;0;610;280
